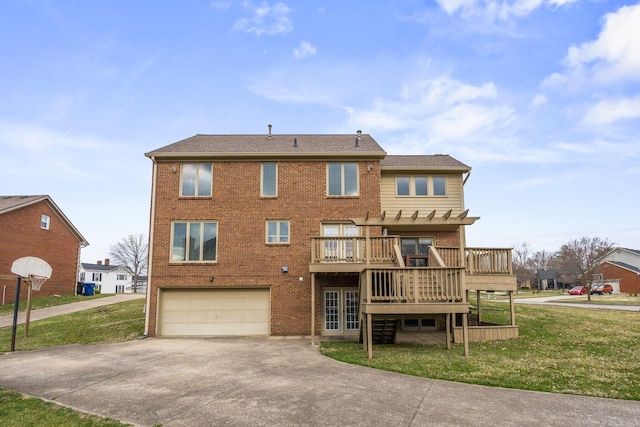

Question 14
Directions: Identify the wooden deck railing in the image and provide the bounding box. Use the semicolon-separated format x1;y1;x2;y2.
365;267;464;303
466;248;513;274
310;236;397;264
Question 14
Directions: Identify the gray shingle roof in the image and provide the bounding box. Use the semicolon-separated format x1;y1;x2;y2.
609;261;640;274
146;133;386;159
381;155;470;171
0;195;48;213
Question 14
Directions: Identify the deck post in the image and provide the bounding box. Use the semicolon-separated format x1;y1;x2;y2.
445;313;451;350
311;273;316;345
462;312;469;357
476;290;482;325
367;313;373;360
509;290;516;326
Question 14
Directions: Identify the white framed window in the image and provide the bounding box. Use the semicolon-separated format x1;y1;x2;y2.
396;177;428;197
181;163;212;197
79;272;85;281
261;162;277;197
117;274;127;281
40;214;50;230
266;220;290;244
433;176;446;196
327;163;358;196
92;273;102;281
171;221;218;262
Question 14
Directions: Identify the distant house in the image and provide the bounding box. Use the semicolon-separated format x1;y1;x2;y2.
0;195;88;301
79;259;143;294
593;248;640;294
536;269;562;290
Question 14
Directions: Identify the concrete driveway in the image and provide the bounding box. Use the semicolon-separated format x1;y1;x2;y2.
1;337;639;426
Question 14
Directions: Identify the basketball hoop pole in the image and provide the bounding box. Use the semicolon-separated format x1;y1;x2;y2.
10;276;22;352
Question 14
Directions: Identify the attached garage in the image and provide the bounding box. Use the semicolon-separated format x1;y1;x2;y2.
158;288;270;336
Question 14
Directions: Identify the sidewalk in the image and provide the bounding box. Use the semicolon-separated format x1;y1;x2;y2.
0;293;146;328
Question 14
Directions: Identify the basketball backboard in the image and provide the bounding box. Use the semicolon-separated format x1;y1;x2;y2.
11;256;52;279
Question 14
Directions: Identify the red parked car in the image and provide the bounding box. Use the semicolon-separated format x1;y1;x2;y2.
569;286;587;295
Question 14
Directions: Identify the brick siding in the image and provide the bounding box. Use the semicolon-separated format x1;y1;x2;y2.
595;262;640;294
0;201;81;303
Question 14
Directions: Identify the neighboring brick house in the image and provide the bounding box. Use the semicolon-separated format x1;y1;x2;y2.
593;248;640;294
0;195;88;302
144;130;517;356
79;259;137;294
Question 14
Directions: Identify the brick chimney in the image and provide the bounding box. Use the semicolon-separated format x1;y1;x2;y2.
97;260;102;265
104;258;110;266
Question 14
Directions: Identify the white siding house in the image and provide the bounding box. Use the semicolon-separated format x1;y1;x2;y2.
79;259;134;294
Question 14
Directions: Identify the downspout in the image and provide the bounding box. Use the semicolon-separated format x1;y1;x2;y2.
144;156;158;336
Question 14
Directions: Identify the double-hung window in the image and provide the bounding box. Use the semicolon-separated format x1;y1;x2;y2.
92;273;102;281
396;176;428;197
172;221;218;262
261;162;277;197
41;214;50;230
181;163;212;197
327;163;358;196
266;221;290;244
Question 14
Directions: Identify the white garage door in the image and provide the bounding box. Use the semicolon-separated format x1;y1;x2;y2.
159;288;270;336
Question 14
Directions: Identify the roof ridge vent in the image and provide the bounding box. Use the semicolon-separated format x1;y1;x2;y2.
293;138;298;147
268;124;272;140
355;130;362;147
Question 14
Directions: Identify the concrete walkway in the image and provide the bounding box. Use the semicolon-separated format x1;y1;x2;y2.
0;293;146;328
2;337;640;427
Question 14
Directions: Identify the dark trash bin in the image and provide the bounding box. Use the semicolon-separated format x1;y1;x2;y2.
82;283;96;296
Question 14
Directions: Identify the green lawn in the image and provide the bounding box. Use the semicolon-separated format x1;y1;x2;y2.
0;294;111;316
322;302;640;401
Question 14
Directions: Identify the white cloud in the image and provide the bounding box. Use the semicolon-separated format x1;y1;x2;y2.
435;0;580;21
210;1;232;10
531;94;547;108
549;3;640;87
293;41;317;59
582;97;640;126
233;2;293;36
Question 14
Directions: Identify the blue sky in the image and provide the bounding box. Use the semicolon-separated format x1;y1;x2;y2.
1;0;638;263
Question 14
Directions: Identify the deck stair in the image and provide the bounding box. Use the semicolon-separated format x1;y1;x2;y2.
360;318;399;344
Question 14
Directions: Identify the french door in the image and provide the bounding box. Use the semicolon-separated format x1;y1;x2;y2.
323;288;359;336
322;224;359;260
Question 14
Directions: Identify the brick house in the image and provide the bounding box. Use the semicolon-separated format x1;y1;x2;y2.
593;248;640;294
0;195;88;302
144;131;517;356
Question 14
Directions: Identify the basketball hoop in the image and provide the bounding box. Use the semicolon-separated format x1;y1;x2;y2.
27;274;48;291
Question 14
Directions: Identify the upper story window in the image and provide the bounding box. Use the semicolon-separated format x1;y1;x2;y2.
327;162;358;196
79;272;85;282
396;176;446;197
41;214;50;230
181;163;212;197
396;177;428;197
266;220;290;244
261;162;277;197
92;272;102;282
433;177;446;196
117;274;128;281
171;221;218;262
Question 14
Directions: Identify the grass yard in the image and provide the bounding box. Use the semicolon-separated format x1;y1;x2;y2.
0;294;110;316
0;298;145;353
0;388;130;427
321;302;640;401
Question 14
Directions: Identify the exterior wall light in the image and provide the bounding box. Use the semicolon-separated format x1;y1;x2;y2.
281;266;288;273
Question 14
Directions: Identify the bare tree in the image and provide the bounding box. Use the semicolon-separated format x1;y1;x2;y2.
109;234;148;293
512;242;534;290
529;250;556;290
554;237;614;301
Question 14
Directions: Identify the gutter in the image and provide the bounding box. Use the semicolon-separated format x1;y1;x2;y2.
143;156;158;336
